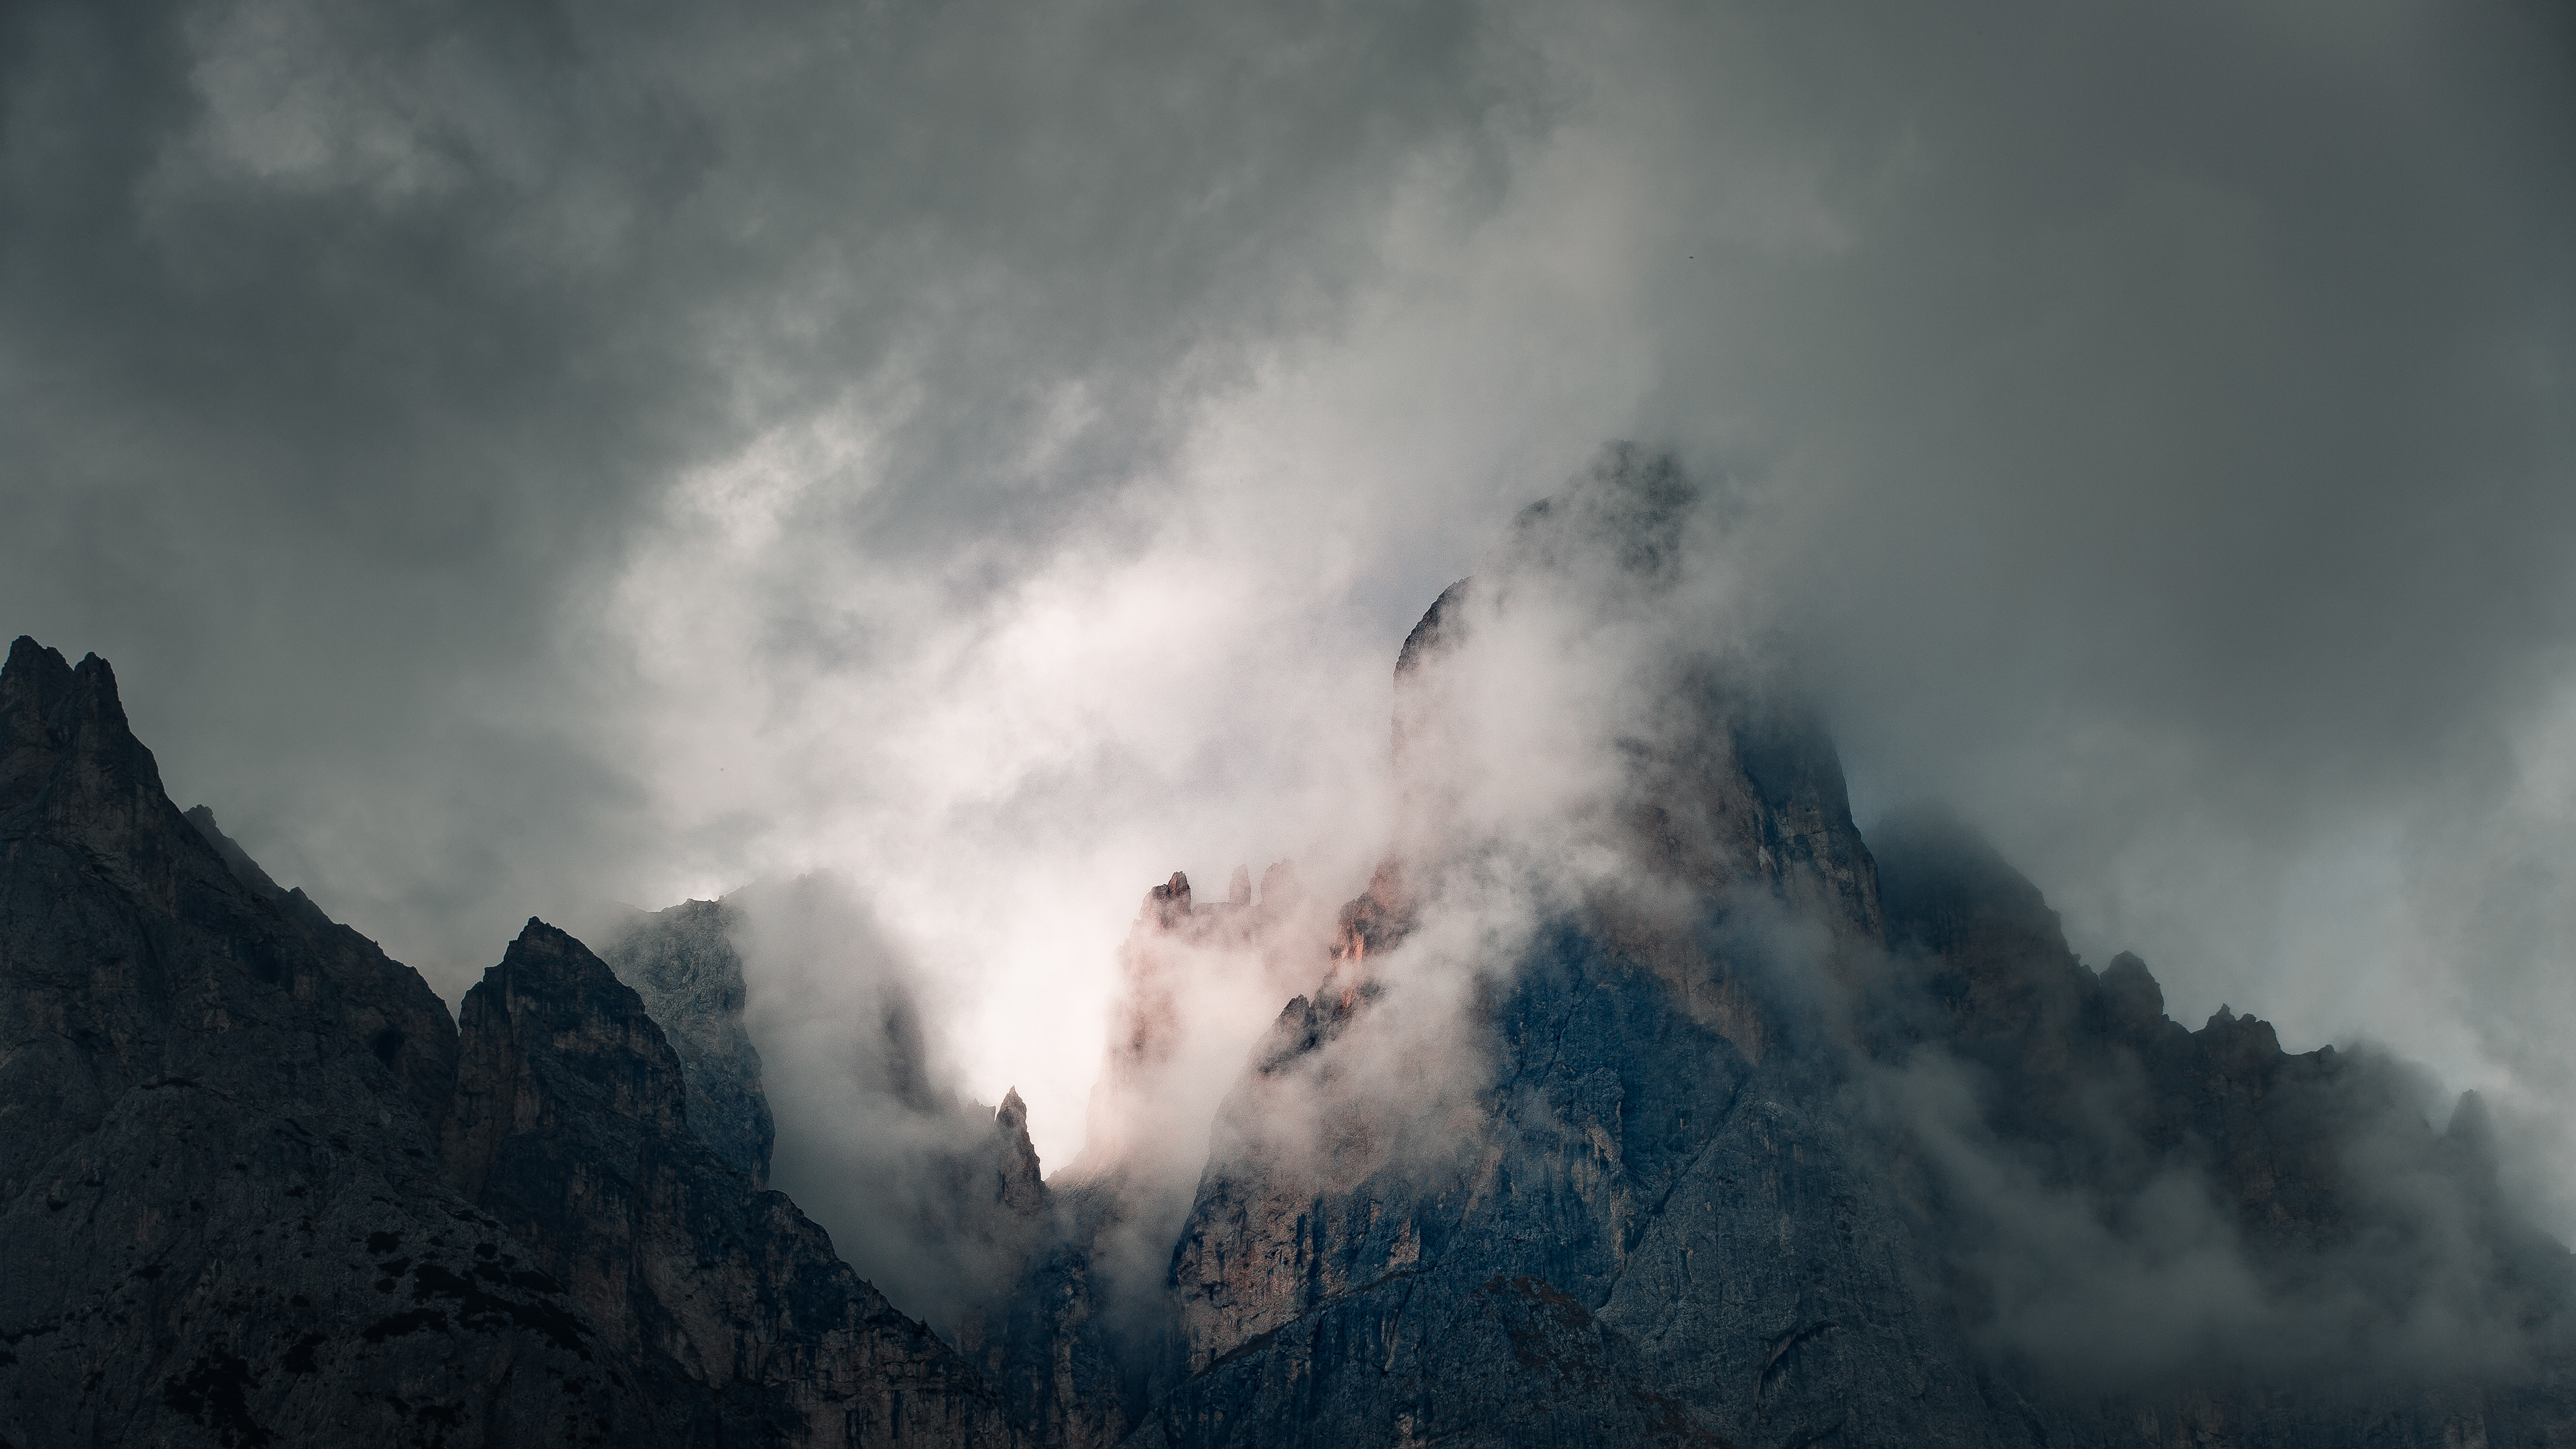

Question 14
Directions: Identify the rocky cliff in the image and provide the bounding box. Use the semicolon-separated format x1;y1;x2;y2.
445;918;1016;1446
0;635;1016;1448
0;637;669;1447
601;897;779;1185
968;865;1328;1449
7;447;2572;1449
1101;448;2576;1447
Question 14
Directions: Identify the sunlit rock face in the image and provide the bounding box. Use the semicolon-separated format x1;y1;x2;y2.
970;863;1335;1449
1102;448;2576;1448
11;445;2576;1449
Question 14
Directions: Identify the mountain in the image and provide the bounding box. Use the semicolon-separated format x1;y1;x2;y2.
444;918;1012;1446
1139;644;1978;1446
600;898;778;1185
0;636;1012;1447
1867;808;2576;1441
6;445;2571;1448
1102;447;2576;1447
969;865;1329;1449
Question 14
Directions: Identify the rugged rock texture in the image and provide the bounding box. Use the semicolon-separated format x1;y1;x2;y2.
13;443;2576;1449
445;918;1019;1447
183;803;462;1142
602;896;778;1185
0;637;669;1448
1143;719;1983;1449
1102;448;2576;1448
1868;808;2576;1446
0;635;1020;1447
971;865;1330;1449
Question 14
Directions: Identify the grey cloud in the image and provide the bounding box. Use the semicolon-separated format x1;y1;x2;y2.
1500;2;2576;1206
4;0;2573;1201
1864;1042;2548;1387
0;0;1529;991
722;870;1045;1330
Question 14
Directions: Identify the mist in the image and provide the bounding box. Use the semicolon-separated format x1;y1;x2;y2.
1142;457;2576;1394
3;0;2571;1228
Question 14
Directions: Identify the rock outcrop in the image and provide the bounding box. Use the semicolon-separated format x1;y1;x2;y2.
1104;448;2576;1448
601;897;778;1185
1143;705;1979;1448
445;918;1017;1446
0;635;1016;1447
0;637;669;1448
11;445;2575;1449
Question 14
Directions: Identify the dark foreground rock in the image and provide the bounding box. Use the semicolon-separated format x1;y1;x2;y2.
0;637;669;1448
446;918;1017;1446
0;636;1015;1448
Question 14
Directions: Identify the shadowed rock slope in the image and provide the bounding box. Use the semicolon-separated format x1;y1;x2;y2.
0;637;665;1448
445;919;1016;1446
182;803;464;1142
0;636;1015;1448
1866;808;2576;1445
602;897;779;1185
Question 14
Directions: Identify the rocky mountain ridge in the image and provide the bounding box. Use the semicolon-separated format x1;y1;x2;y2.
0;635;1011;1448
598;897;778;1186
5;450;2569;1449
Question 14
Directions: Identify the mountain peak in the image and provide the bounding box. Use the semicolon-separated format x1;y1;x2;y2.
2;636;128;730
3;633;70;690
5;636;141;767
3;637;233;917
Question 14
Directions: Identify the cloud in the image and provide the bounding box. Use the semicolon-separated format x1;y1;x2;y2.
3;0;2571;1187
1862;1040;2553;1389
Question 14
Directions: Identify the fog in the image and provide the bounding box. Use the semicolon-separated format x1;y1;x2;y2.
3;0;2571;1222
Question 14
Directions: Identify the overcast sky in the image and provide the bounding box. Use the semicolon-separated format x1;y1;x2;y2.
5;0;2571;1188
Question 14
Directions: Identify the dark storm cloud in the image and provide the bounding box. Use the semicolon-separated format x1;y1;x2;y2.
2;0;2571;1187
1620;1;2576;820
0;0;1525;986
1468;1;2576;1197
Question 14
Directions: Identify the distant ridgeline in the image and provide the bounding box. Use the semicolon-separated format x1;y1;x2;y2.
5;449;2571;1448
